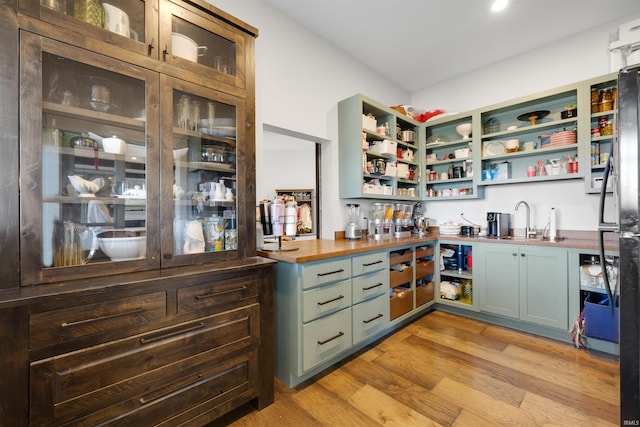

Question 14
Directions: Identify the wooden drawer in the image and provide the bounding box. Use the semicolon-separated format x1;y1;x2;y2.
29;291;166;351
30;305;259;426
416;281;435;307
351;251;388;277
416;245;435;259
389;248;413;265
353;293;388;345
390;265;413;287
302;279;352;323
301;258;351;289
416;260;435;279
178;274;259;315
352;269;387;304
390;289;413;320
302;308;352;372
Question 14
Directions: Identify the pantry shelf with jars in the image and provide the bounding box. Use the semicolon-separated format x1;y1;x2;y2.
339;94;422;200
581;73;618;194
424;113;480;199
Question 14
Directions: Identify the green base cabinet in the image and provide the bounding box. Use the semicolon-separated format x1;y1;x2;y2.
274;250;389;388
476;243;568;330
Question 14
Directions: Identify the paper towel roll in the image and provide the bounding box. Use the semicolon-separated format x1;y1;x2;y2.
549;207;557;240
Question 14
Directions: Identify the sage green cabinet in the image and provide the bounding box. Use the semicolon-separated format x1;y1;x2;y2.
274;250;389;388
476;243;568;330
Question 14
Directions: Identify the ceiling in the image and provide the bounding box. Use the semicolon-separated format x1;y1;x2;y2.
263;0;640;92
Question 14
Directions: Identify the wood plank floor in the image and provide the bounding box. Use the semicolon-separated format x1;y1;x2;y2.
217;310;620;426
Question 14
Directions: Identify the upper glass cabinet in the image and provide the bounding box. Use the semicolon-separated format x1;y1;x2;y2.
20;32;160;285
160;76;245;268
20;0;157;58
160;0;248;90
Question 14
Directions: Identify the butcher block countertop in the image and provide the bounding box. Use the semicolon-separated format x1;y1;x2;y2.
258;228;619;264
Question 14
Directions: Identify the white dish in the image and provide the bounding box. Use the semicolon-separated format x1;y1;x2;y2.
483;141;506;156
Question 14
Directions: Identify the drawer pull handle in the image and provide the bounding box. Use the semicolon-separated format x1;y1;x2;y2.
139;373;203;406
139;322;205;344
363;260;383;267
317;269;344;277
317;331;344;345
61;308;146;328
363;313;383;324
195;286;248;300
317;295;345;306
363;282;383;291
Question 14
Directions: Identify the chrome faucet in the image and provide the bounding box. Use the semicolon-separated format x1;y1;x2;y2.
515;200;537;239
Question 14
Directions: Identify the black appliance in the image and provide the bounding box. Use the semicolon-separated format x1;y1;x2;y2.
598;65;640;425
486;212;510;237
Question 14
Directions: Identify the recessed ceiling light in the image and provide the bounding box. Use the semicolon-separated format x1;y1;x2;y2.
492;0;508;12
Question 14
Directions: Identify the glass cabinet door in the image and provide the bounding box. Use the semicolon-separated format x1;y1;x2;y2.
20;32;160;285
20;0;158;59
160;76;245;267
160;0;248;90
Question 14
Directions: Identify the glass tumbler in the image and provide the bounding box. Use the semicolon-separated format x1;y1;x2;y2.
207;102;215;134
190;100;201;132
177;95;190;129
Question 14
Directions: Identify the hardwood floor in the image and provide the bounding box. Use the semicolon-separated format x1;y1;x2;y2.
217;310;620;426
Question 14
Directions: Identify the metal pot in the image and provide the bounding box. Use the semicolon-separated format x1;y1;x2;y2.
172;32;207;63
399;130;416;143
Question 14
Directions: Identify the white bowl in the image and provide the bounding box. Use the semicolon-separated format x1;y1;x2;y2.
98;230;146;261
455;123;472;140
68;175;104;197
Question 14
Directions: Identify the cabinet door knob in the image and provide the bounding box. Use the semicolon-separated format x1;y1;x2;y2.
521;253;525;257
148;38;155;56
512;252;517;256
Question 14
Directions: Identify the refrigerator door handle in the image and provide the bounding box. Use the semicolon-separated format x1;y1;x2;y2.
597;147;617;311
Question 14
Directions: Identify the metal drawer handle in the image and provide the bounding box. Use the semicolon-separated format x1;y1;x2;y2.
363;313;383;324
317;295;345;306
362;282;383;291
317;331;344;345
61;308;146;328
317;269;345;277
139;373;203;406
139;322;205;344
195;286;248;300
362;260;383;267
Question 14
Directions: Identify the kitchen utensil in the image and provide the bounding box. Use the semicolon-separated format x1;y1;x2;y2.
517;110;549;126
172;32;207;63
102;3;129;37
345;203;362;239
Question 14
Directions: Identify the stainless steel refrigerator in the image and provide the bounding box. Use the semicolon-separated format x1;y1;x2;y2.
599;64;640;425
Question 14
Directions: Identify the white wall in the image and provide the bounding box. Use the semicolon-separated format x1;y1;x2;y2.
209;0;410;238
209;0;638;237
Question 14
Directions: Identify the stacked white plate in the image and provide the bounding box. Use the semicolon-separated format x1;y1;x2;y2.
439;222;461;236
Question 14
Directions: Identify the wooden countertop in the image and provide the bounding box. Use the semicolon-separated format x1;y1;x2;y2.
258;229;619;264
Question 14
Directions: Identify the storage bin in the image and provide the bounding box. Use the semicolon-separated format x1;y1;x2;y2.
581;293;619;343
370;140;397;155
362;114;377;132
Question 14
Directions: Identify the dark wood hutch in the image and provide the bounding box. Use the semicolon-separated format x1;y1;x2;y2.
0;0;273;424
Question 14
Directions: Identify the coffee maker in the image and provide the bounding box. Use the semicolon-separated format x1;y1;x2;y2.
487;212;511;237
